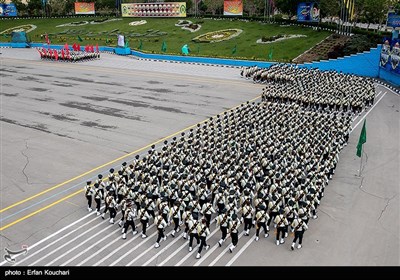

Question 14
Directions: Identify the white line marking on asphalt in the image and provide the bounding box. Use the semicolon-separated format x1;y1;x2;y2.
158;241;187;266
46;224;114;266
193;227;230;266
173;222;218;267
13;213;99;266
351;92;387;133
60;227;121;266
107;229;159;266
209;231;248;266
352;91;382;122
226;233;256;266
29;218;107;266
141;231;185;266
1;210;100;266
77;217;146;266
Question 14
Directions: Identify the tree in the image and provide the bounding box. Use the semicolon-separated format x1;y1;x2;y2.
199;0;207;14
359;0;387;25
185;0;193;12
27;0;44;16
48;0;66;16
203;0;223;15
64;0;75;15
243;0;264;17
11;0;28;16
275;0;302;18
319;0;340;18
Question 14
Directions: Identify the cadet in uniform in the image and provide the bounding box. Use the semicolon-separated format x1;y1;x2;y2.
154;213;168;248
138;202;151;238
181;206;193;239
93;183;103;215
201;198;216;228
169;200;181;237
291;212;309;250
240;199;254;236
254;204;269;241
228;213;241;253
274;209;289;245
187;212;200;252
196;218;211;259
84;181;93;212
122;203;138;239
215;208;230;247
102;193;118;224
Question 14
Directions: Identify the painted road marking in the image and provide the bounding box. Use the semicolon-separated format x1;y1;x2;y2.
0;95;261;231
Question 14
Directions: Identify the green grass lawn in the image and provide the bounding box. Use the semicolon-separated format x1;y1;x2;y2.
0;17;331;62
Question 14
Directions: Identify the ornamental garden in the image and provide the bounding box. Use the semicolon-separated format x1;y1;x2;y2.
0;16;331;62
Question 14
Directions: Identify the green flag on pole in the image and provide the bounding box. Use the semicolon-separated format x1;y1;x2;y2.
139;40;143;50
161;40;167;52
77;35;83;42
232;44;237;55
356;119;366;157
268;47;273;60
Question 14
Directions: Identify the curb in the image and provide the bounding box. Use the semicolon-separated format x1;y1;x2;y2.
374;79;400;95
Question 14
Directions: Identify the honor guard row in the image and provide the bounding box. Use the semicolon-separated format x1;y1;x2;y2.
37;48;100;62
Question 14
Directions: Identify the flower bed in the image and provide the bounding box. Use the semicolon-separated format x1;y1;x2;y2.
182;23;201;33
56;21;89;27
0;24;37;35
175;20;192;27
256;34;307;44
56;18;122;28
90;18;122;25
129;20;147;26
192;29;242;43
175;20;201;32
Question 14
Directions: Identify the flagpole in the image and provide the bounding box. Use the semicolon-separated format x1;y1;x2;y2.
338;0;343;34
344;0;349;35
264;0;266;22
358;149;363;177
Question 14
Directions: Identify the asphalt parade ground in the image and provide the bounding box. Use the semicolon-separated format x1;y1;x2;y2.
0;48;399;267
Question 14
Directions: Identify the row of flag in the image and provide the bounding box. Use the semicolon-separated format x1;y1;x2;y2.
343;0;355;21
45;34;276;59
44;34;99;52
37;47;69;60
44;34;84;45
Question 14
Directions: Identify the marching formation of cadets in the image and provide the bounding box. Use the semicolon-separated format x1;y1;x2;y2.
84;64;375;259
37;48;100;62
242;64;375;115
